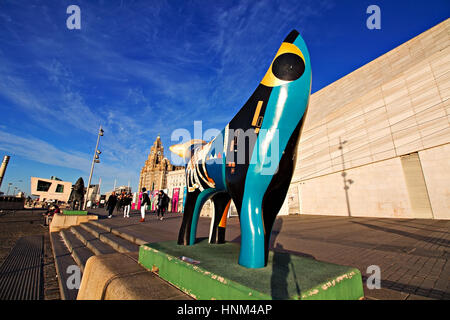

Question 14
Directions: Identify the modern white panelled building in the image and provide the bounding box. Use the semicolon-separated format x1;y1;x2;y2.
30;177;73;202
286;18;449;219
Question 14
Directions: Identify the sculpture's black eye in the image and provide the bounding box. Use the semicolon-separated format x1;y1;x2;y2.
271;53;305;81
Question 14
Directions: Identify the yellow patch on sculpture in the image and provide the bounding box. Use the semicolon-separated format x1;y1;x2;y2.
260;42;305;87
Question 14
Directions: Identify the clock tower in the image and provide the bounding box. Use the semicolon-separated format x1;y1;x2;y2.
138;135;184;192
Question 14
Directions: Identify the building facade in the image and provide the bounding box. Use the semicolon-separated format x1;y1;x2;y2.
166;169;186;213
138;135;184;192
104;185;132;200
86;184;100;204
285;18;449;219
30;177;73;202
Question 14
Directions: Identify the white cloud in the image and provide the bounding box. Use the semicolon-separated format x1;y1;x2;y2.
0;129;140;190
0;0;336;193
0;130;90;171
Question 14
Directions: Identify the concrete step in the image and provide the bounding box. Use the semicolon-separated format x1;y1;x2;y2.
71;226;116;255
88;220;112;233
89;220;147;245
77;252;192;300
60;229;94;272
79;221;108;238
52;220;187;300
80;222;140;253
50;232;80;300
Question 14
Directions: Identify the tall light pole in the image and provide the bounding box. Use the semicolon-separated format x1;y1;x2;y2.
4;179;22;197
83;126;104;210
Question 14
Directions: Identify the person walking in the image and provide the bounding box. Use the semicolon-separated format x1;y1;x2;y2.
157;190;169;221
140;188;150;222
123;193;132;218
106;192;117;219
116;192;124;213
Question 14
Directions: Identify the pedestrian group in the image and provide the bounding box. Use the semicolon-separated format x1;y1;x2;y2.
106;189;169;222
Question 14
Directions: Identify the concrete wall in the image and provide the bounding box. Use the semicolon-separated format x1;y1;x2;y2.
291;18;450;219
299;157;416;218
419;143;450;219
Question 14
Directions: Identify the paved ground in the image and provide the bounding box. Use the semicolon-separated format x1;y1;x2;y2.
90;208;450;300
1;207;448;300
0;209;60;300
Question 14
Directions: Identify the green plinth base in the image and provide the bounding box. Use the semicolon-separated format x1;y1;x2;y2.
138;239;364;300
62;210;88;216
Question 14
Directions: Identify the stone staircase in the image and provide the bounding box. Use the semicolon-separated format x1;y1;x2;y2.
50;219;186;300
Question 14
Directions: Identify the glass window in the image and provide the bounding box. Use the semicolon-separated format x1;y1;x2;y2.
37;180;52;192
55;184;64;193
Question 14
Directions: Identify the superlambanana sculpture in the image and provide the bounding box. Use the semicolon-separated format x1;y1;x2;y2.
170;30;311;268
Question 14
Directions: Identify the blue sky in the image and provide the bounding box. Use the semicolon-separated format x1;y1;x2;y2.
0;0;448;196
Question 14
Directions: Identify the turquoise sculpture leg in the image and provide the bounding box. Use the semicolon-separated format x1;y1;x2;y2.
189;188;218;245
238;194;266;268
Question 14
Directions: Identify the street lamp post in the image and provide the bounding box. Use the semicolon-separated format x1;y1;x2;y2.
83;126;104;210
4;180;23;197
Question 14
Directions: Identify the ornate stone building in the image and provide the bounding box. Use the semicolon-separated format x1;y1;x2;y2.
138;135;183;192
